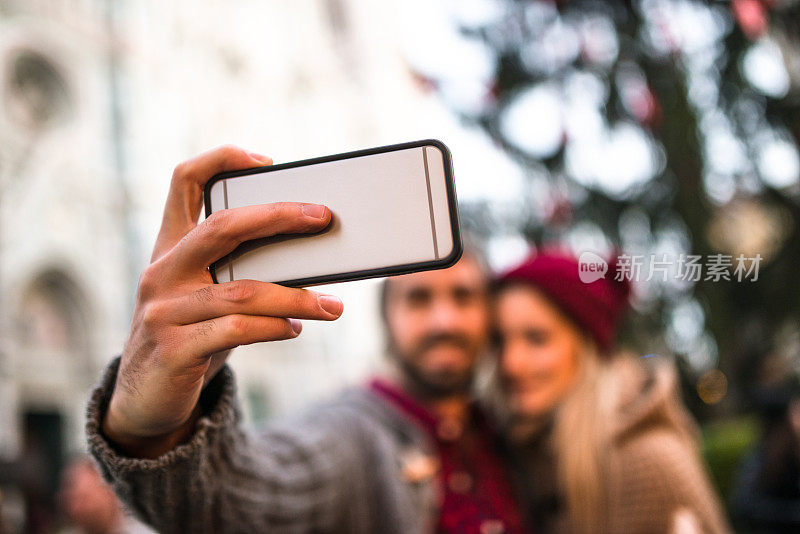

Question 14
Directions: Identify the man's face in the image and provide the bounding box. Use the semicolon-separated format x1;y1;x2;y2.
384;257;490;398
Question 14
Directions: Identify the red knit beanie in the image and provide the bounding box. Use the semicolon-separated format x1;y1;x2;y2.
497;249;631;352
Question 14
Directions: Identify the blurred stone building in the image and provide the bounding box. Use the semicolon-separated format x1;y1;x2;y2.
0;0;436;529
0;0;130;476
0;1;132;529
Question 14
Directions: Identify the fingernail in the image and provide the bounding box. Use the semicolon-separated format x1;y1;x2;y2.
289;318;303;335
318;295;343;316
302;204;327;219
248;152;272;165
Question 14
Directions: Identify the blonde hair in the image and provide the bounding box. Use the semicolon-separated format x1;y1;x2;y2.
552;341;620;534
485;338;621;533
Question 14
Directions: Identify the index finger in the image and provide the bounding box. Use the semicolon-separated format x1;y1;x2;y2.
163;201;332;278
152;145;273;262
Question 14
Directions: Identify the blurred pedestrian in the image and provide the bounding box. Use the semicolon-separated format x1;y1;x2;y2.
491;250;730;534
57;456;153;534
731;380;800;533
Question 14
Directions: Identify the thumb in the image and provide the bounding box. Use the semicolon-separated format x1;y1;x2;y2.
151;145;272;263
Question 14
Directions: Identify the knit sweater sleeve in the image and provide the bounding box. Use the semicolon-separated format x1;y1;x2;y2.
85;357;368;534
611;429;732;534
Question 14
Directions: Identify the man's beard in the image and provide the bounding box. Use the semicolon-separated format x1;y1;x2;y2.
391;332;477;400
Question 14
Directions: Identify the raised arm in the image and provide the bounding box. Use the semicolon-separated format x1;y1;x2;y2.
88;356;373;534
101;145;344;459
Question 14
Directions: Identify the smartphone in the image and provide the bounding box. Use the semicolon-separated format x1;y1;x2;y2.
203;139;461;287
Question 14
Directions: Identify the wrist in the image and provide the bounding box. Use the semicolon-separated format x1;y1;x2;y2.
102;398;201;459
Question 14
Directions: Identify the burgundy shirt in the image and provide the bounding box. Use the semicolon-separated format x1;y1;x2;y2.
369;379;527;534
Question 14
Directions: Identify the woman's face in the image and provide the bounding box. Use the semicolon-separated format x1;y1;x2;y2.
495;284;584;418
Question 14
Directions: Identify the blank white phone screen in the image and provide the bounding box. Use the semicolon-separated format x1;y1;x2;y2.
207;145;454;283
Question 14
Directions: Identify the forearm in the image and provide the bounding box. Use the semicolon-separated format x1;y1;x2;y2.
102;401;201;459
87;357;237;533
86;357;354;534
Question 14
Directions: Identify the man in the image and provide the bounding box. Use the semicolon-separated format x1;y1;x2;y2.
86;145;525;533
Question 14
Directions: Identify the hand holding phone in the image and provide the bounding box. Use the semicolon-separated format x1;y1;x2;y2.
102;146;345;459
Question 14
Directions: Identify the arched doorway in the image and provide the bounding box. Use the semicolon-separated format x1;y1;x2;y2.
10;268;91;533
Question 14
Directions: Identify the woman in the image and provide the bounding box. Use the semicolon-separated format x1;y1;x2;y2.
492;251;730;534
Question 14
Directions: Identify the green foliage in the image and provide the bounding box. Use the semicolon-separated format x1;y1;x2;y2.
427;0;800;419
701;416;760;502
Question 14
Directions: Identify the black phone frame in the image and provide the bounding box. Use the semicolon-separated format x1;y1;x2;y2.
203;139;462;287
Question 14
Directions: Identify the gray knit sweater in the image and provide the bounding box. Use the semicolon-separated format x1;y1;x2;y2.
86;358;439;534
